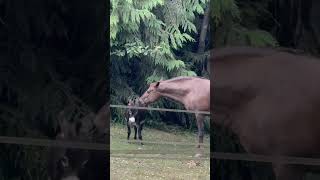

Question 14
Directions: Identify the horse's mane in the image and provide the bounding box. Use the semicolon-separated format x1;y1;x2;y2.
210;46;308;62
164;76;208;83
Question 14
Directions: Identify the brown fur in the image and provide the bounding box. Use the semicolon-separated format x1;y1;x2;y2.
139;76;210;150
211;46;320;180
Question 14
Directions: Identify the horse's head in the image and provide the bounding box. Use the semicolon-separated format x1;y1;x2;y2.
139;81;162;106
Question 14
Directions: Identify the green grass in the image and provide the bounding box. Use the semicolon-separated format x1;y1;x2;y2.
110;123;210;180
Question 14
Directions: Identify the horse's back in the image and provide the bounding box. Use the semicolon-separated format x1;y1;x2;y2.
211;47;320;156
212;47;320;94
252;52;320;96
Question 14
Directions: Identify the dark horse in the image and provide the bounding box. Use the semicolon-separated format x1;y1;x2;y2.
139;76;210;153
211;46;320;180
125;98;145;144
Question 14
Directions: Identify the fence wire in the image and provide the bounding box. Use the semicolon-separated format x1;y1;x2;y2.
110;104;211;115
110;152;320;166
211;152;320;166
0;104;319;165
0;136;108;150
112;139;210;147
110;149;210;155
111;104;320;165
111;154;210;161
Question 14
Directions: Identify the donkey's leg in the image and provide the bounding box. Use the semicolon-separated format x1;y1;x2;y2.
134;126;137;140
127;124;131;141
273;164;305;180
137;124;143;145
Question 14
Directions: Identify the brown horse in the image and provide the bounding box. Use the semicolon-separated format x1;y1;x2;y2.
211;46;320;180
139;76;210;150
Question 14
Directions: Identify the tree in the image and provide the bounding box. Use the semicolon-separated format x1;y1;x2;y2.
110;0;210;128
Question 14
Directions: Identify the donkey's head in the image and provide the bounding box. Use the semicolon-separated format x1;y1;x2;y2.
48;103;108;180
127;98;139;118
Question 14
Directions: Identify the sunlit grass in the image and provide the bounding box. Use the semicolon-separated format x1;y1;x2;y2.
110;123;210;180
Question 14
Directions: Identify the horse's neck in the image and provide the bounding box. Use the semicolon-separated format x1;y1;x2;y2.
161;93;186;104
157;83;188;105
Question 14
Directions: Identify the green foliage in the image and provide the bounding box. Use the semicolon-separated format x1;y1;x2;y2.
212;0;278;48
0;145;47;180
245;29;278;47
110;0;208;70
211;0;240;24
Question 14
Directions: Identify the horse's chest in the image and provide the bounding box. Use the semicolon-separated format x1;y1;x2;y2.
185;96;209;111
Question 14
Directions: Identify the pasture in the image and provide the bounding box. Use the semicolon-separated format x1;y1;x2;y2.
110;124;210;180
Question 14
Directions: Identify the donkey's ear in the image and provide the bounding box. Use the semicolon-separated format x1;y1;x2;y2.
155;81;160;87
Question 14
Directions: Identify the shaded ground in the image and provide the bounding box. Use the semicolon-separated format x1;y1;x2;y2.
110;124;210;180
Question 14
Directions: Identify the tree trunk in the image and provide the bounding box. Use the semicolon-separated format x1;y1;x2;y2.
198;6;210;53
274;0;320;54
197;6;210;75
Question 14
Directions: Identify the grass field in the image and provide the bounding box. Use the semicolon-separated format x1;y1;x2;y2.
110;123;210;180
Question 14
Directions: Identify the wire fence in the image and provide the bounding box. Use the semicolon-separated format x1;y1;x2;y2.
211;152;320;166
111;149;210;155
0;104;320;165
113;139;210;147
111;104;320;165
110;104;211;115
2;134;320;165
0;136;108;150
111;154;210;161
111;153;320;166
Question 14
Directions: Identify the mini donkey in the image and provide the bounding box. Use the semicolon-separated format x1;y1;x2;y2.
125;98;145;144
